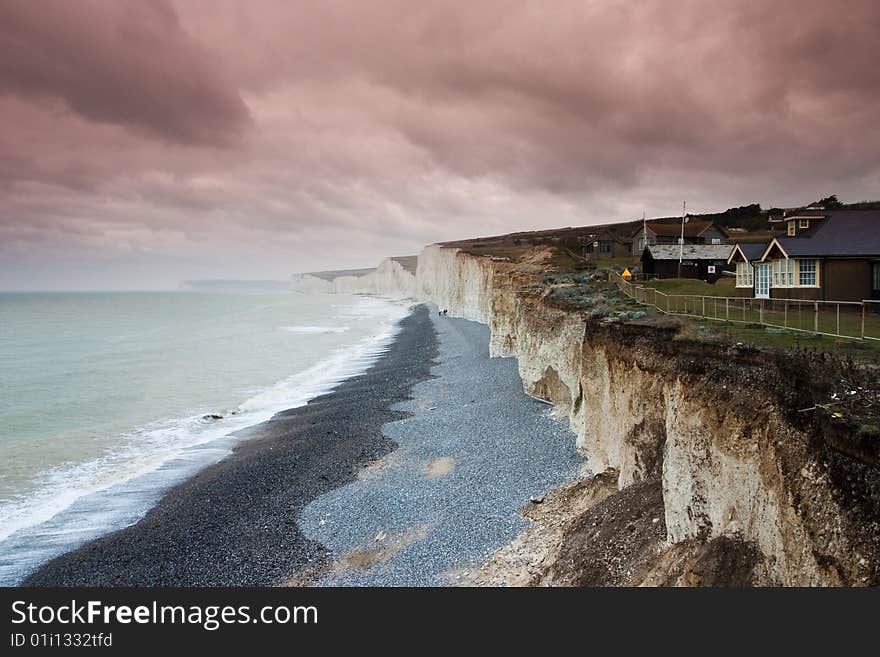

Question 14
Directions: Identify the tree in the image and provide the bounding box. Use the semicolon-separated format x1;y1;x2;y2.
818;195;843;209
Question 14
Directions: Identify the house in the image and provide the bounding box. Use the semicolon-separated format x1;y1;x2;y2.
630;219;728;255
728;242;768;297
641;244;734;282
583;228;630;259
728;210;880;301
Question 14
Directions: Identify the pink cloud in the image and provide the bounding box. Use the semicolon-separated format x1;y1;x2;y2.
1;0;878;289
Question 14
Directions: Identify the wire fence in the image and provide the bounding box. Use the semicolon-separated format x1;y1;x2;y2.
610;272;880;341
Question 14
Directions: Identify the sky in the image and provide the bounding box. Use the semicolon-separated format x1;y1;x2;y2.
1;0;879;290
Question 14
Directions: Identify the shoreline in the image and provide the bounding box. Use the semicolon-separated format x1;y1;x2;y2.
1;291;410;585
24;304;438;586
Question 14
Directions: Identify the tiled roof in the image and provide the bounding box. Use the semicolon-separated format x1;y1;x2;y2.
770;211;880;257
644;244;733;261
732;242;768;262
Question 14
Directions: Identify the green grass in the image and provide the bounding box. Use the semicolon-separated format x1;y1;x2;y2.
701;322;880;362
459;245;531;260
615;275;880;360
590;257;639;269
640;277;736;297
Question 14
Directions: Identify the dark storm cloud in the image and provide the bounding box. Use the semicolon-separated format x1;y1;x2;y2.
0;0;251;145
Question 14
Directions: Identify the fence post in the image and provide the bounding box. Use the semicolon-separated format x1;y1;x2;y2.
702;296;706;318
814;302;819;333
760;299;764;325
862;303;866;339
837;303;840;336
784;299;788;328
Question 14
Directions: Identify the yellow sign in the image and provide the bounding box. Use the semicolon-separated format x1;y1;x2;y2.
621;268;633;281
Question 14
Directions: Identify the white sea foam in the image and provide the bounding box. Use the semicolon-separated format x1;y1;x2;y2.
0;295;412;584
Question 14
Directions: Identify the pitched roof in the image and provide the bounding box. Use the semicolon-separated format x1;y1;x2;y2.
765;210;880;258
632;219;720;239
733;242;768;262
644;244;733;261
594;228;629;244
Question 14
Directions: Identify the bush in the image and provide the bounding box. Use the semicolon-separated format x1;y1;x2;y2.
617;310;647;320
542;272;583;285
547;287;606;308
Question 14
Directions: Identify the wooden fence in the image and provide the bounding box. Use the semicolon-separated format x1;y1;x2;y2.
609;272;880;341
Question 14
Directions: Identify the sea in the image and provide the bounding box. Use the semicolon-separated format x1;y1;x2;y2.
0;290;410;584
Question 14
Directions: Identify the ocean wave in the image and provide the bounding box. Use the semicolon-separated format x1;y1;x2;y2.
0;298;412;584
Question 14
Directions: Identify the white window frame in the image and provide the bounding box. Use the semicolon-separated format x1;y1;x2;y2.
797;259;818;287
735;261;753;288
799;219;810;229
770;258;795;287
711;237;721;245
787;221;796;236
763;258;821;288
755;263;771;298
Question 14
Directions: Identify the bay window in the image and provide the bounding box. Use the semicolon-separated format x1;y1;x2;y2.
771;258;795;287
735;261;753;288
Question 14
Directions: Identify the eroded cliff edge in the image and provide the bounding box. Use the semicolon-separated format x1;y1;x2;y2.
323;243;880;585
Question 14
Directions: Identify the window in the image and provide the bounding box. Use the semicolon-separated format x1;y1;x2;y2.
798;259;817;286
711;238;721;244
787;221;796;236
600;241;611;254
736;262;753;288
874;263;880;292
799;219;810;229
771;259;795;287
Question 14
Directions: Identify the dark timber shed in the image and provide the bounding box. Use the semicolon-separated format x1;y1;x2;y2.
641;244;734;282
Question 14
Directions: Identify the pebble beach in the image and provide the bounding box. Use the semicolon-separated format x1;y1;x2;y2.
24;303;582;586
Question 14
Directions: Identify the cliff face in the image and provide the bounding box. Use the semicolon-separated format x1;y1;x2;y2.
311;243;880;585
291;257;418;297
416;245;494;323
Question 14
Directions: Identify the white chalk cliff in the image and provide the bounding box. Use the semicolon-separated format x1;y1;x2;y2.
291;257;418;298
293;242;879;586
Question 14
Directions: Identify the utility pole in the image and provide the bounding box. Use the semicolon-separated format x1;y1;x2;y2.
640;211;647;280
678;201;687;278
